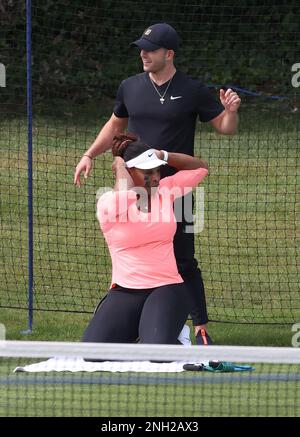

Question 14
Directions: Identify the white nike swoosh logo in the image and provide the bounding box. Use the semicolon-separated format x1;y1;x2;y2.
170;96;182;100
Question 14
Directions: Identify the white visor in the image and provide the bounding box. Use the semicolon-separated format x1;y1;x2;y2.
125;149;167;170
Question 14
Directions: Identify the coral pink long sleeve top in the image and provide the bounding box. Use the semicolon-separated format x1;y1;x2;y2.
97;168;208;289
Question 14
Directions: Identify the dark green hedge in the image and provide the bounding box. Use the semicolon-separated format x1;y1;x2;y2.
0;0;299;105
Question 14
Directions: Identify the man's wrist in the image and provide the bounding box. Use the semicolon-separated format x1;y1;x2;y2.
83;153;93;160
224;107;238;115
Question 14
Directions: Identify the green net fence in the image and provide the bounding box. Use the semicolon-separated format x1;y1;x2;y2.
0;0;299;323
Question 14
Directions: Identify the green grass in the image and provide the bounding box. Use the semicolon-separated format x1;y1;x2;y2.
0;359;299;417
1;91;299;417
1;103;299;324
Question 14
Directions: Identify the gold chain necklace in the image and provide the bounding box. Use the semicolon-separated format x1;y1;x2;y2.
149;76;173;104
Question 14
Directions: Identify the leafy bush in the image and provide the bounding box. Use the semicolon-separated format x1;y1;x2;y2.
0;0;298;105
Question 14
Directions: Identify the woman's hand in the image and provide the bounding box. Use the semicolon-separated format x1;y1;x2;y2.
154;150;163;160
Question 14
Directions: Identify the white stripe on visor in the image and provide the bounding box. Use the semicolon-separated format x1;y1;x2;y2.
125;149;167;170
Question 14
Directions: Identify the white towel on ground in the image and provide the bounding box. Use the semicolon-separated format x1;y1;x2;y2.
14;357;197;373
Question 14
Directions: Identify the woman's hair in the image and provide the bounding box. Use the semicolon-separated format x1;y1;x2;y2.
112;133;151;162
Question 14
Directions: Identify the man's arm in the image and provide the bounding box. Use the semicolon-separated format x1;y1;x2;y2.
74;113;128;186
209;88;241;135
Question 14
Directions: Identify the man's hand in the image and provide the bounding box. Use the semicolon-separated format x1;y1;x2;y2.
220;88;241;112
74;156;93;187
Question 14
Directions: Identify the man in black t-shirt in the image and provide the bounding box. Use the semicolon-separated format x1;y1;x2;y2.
74;23;241;345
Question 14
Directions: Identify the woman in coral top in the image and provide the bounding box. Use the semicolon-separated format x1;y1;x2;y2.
82;133;208;344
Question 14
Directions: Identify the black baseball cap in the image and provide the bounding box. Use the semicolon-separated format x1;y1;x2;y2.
130;23;180;52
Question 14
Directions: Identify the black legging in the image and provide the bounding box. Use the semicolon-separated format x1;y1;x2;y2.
82;283;190;344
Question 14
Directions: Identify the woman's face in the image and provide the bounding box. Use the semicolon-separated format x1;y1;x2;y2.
128;167;161;194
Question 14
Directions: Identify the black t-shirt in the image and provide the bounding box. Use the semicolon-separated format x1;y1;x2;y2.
113;70;224;157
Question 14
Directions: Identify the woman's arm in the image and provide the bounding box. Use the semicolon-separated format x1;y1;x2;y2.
157;152;208;197
156;151;208;171
112;156;134;191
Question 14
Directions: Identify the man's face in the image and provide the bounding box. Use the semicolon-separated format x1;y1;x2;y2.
140;48;169;73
